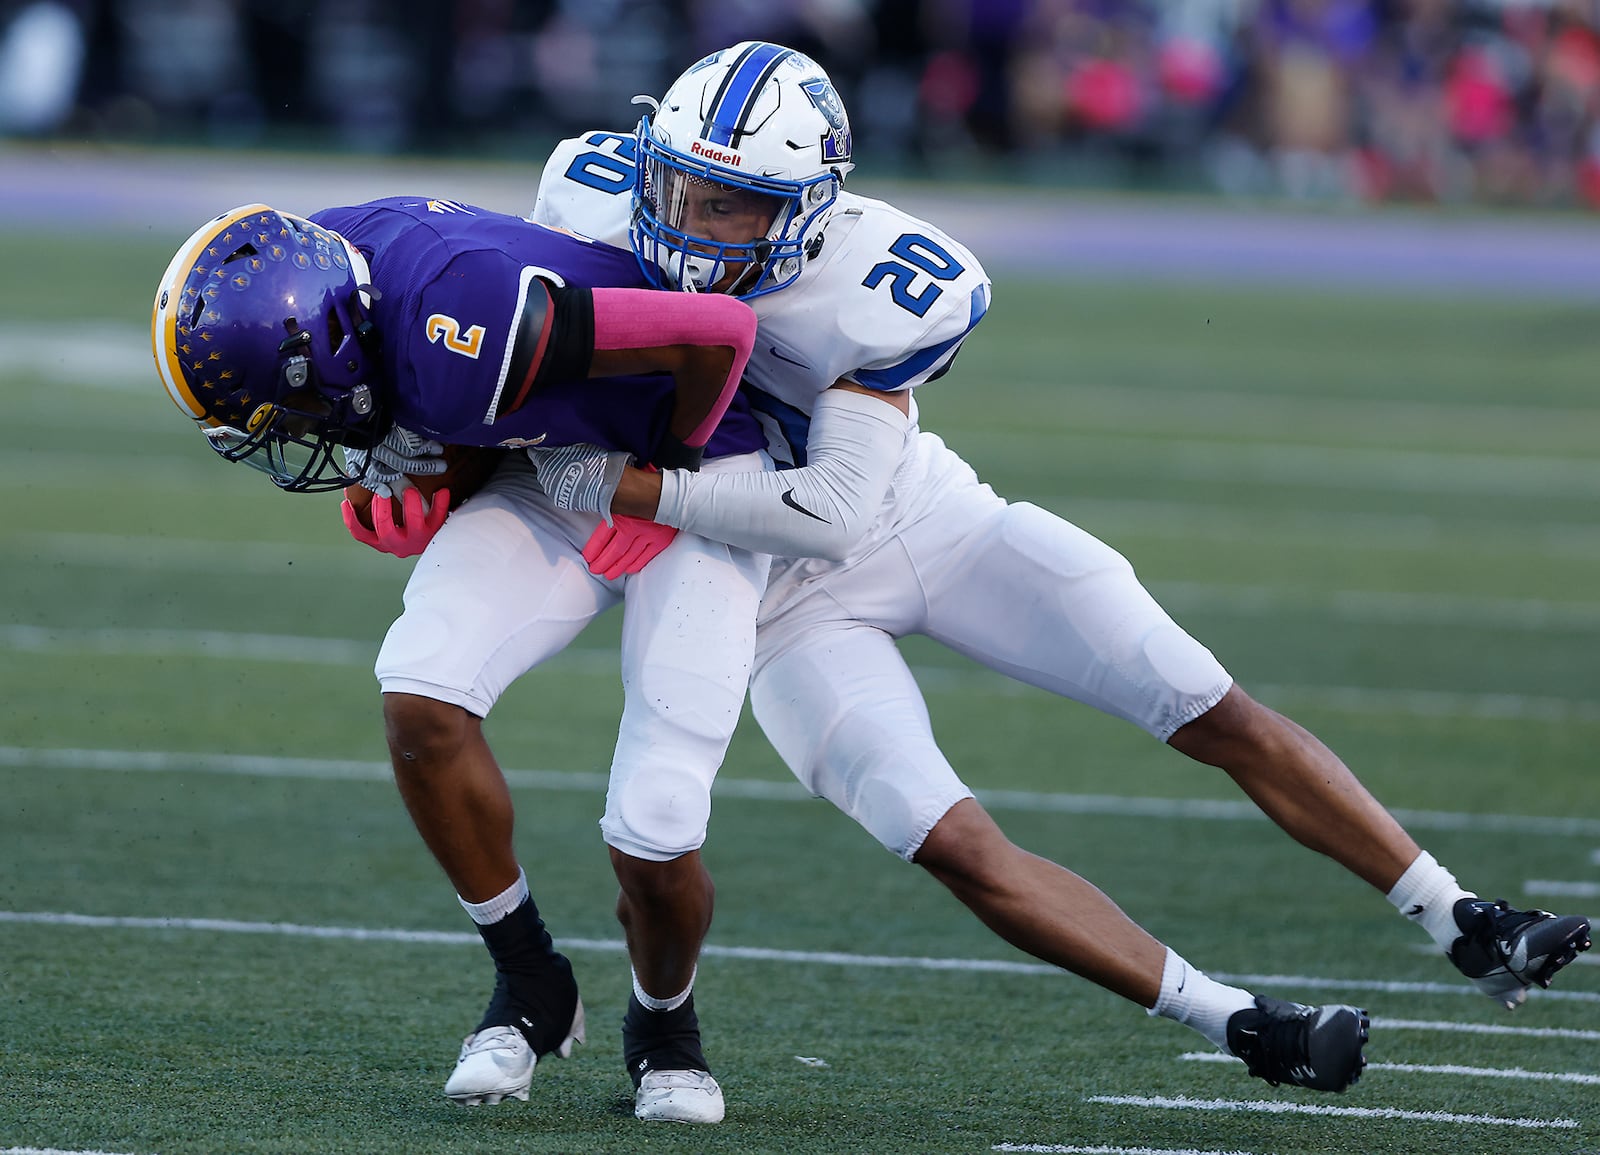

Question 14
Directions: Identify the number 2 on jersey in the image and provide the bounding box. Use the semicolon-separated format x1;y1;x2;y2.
426;314;486;359
862;234;964;318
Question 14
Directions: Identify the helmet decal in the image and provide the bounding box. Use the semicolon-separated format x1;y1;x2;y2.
801;77;852;164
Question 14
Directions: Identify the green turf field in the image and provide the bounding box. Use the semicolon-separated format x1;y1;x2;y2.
2;203;1598;1155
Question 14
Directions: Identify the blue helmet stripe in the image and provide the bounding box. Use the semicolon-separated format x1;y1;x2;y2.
703;42;793;146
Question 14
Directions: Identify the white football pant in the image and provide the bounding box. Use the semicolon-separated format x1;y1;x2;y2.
751;430;1232;859
376;451;772;861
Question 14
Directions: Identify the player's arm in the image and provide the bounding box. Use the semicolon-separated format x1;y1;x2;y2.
609;379;911;561
504;278;754;469
610;230;989;557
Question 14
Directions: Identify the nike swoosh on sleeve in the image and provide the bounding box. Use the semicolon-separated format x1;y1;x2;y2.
782;488;830;523
768;345;811;369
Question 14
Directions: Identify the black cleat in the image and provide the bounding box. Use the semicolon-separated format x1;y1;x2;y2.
1225;996;1369;1093
1448;898;1592;1009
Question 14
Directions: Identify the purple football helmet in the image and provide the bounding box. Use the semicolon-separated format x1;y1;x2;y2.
151;203;387;492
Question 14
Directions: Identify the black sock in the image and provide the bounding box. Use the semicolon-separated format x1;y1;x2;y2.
622;991;709;1087
473;898;577;1053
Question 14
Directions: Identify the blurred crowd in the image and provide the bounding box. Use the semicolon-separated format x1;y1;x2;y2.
6;0;1600;209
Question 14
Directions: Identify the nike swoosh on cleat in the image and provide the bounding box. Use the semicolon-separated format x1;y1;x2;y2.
782;489;830;523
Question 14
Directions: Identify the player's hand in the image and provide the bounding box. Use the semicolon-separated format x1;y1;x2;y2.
582;514;678;579
527;443;631;518
340;483;451;558
343;425;447;497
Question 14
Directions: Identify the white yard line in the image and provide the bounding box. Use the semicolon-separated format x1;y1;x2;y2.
6;622;1600;725
1151;581;1600;633
3;910;1598;1005
16;529;1600;630
994;1146;1254;1155
1374;1017;1600;1041
971;433;1600;500
1525;880;1600;899
1181;1050;1600;1085
8;746;1600;839
1029;498;1600;562
1084;1094;1577;1129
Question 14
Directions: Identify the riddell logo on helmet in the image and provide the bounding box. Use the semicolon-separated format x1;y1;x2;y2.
690;140;743;167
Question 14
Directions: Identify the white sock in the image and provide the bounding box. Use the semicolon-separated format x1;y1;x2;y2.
1386;850;1474;952
1148;947;1257;1052
457;867;529;926
633;966;695;1012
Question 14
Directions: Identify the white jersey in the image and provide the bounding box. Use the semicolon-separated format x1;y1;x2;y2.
534;133;1233;866
532;131;993;466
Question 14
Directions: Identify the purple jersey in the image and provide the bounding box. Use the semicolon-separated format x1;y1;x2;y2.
311;198;763;460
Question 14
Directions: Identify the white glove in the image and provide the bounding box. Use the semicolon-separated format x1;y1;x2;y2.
527;443;631;518
342;425;447;498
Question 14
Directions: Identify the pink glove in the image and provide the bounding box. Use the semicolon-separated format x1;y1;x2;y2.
340;486;451;558
582;513;678;579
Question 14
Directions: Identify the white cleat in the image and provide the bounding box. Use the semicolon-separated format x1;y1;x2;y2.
634;1069;725;1124
444;1027;532;1106
443;1000;586;1106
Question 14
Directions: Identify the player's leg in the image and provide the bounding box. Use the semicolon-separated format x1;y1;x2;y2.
1170;685;1591;1005
889;440;1590;1006
376;463;619;1103
600;461;771;1124
750;615;1368;1092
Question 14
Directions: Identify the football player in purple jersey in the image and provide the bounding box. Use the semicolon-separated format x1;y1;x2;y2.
153;198;771;1123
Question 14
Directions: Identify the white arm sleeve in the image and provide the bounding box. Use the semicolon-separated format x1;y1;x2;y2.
655;388;909;561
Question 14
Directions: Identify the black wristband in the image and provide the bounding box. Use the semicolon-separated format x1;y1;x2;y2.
650;433;704;472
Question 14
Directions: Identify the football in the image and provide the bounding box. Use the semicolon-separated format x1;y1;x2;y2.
343;443;507;530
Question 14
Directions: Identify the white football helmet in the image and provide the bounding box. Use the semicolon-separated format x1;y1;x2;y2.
630;42;855;299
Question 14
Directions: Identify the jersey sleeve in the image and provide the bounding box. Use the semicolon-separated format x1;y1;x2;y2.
529;131;638;247
835;224;992;393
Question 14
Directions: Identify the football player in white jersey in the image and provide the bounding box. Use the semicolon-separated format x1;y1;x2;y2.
525;41;1591;1112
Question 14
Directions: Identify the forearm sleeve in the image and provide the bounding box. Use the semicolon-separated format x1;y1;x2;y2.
654;388;909;560
590;287;755;448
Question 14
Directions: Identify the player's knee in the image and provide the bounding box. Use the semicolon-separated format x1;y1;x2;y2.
383;691;477;767
813;729;971;861
610;846;709;903
601;765;713;861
